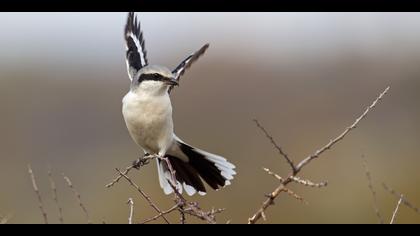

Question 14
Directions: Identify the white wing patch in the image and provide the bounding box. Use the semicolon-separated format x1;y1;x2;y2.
124;12;148;81
169;44;209;93
127;32;147;67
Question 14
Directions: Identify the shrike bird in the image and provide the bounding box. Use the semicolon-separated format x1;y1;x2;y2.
122;12;236;196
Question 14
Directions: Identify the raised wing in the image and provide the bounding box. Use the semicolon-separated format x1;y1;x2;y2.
170;43;209;92
124;12;148;81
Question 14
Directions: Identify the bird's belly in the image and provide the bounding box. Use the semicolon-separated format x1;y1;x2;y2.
122;92;173;154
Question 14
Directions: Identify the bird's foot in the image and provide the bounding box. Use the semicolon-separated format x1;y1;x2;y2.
132;153;152;170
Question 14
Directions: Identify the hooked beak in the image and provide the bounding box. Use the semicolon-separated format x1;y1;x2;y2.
164;77;178;86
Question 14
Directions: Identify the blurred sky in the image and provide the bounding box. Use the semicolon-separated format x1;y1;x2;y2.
0;13;419;224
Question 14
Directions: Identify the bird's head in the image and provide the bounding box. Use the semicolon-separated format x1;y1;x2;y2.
131;65;178;94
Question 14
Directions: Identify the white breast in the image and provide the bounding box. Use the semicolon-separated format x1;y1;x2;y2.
122;90;174;154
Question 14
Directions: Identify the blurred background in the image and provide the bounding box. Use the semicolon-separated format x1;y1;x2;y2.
0;12;419;224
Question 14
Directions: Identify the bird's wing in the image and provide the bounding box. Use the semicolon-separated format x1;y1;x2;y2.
170;44;209;93
124;12;148;81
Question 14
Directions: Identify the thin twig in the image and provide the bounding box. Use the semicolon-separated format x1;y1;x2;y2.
390;195;403;224
382;183;419;214
63;174;91;224
28;165;48;224
161;156;180;191
263;167;284;181
294;86;390;172
106;154;155;188
264;167;327;187
361;155;384;224
290;176;328;188
181;205;224;223
254;119;296;173
111;155;223;224
179;205;186;224
127;198;134;224
282;188;308;205
248;86;390;224
161;157;223;224
139;205;179;224
48;167;64;224
116;168;171;224
106;165;135;188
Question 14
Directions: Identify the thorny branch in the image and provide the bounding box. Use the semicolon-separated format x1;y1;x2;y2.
248;86;390;224
112;155;225;224
106;154;156;188
382;183;420;214
116;168;171;224
48;167;64;224
139;205;179;224
362;157;418;224
361;155;384;224
264;168;327;188
179;205;187;224
289;176;328;188
63;174;91;224
28;165;48;224
254;119;296;173
160;156;224;224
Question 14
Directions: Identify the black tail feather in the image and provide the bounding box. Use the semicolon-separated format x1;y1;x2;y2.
164;156;207;193
178;142;227;190
159;140;234;195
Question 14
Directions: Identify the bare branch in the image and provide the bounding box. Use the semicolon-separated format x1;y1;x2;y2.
390;195;403;224
112;155;224;224
263;167;284;181
63;174;91;224
127;198;134;224
254;119;296;172
382;183;419;214
248;86;390;224
28;165;48;224
161;157;224;224
282;188;308;205
139;205;178;224
106;154;156;188
161;156;180;191
116;168;171;224
105;165;134;188
361;155;384;224
295;86;390;172
181;204;224;223
179;205;186;224
48;167;64;224
290;176;328;188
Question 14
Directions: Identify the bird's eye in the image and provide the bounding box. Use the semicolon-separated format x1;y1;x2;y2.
153;73;160;78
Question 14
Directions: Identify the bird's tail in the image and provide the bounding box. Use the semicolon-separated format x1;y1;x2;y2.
156;137;236;196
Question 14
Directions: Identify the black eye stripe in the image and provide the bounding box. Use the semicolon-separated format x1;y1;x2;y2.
138;73;171;82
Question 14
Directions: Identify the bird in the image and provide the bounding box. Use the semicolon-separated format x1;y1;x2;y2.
121;12;236;196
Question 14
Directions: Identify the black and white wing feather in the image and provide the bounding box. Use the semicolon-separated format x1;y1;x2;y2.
125;12;148;81
170;44;209;92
